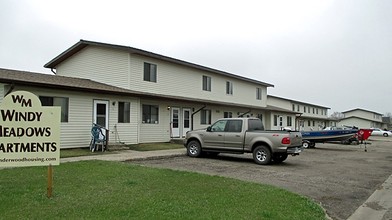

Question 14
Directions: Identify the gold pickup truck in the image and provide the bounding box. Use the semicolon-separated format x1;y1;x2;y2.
184;117;303;165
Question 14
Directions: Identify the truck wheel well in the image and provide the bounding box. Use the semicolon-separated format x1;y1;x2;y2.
186;138;201;146
252;141;271;152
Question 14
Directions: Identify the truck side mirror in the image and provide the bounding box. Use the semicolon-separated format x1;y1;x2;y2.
207;126;212;132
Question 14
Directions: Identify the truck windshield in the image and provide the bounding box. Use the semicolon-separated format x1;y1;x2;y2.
248;119;264;131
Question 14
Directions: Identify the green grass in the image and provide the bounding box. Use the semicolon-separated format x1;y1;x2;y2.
0;161;326;219
60;142;183;158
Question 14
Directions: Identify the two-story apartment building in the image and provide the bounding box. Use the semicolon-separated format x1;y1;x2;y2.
338;108;383;129
0;40;276;148
267;95;330;131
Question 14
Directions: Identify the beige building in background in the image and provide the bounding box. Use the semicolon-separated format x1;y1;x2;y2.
338;108;383;129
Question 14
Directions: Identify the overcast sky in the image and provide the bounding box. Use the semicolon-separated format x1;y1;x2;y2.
1;0;391;115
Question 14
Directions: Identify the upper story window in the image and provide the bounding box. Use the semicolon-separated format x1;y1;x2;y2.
144;62;157;82
226;81;233;95
118;102;130;123
297;105;300;112
304;106;306;113
39;96;69;122
202;75;211;91
256;88;262;100
292;104;295;111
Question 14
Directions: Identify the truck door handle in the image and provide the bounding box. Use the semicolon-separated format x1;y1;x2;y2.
218;134;222;137
235;135;240;137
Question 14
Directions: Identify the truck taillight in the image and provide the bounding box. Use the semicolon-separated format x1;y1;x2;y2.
281;137;291;144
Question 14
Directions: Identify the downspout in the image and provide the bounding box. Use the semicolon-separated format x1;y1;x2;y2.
51;68;56;74
238;110;252;118
191;105;206;130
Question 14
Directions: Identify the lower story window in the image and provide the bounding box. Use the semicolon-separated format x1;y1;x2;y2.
118;102;130;123
273;115;278;126
201;109;211;125
39;96;69;122
142;104;159;124
224;112;232;118
287;116;292;126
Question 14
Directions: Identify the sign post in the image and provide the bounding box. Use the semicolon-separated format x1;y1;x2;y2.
0;91;61;197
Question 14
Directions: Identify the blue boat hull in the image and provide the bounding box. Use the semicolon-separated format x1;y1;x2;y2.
301;129;358;143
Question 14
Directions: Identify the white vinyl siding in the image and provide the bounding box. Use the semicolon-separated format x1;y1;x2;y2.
128;54;268;107
57;48;269;108
9;85;139;149
56;46;130;89
0;84;4;103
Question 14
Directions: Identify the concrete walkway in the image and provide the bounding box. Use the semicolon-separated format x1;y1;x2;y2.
61;148;392;220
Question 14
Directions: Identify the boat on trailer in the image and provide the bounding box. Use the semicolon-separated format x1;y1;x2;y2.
301;129;358;148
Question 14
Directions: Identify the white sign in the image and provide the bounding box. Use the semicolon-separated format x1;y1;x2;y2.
0;91;60;167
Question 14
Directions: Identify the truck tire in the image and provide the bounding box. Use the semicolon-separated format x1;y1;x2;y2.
253;145;272;165
272;153;288;163
187;140;202;157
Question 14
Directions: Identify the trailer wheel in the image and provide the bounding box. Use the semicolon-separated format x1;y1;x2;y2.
253;145;272;165
302;141;310;149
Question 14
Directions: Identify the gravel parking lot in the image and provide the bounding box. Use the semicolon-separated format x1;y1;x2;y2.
131;137;392;220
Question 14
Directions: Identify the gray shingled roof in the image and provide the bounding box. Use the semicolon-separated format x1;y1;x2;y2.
0;68;141;95
44;39;274;88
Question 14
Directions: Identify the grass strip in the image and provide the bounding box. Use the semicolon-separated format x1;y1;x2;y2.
0;161;326;219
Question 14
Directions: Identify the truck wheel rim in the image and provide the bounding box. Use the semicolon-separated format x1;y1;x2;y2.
256;150;266;161
189;145;198;155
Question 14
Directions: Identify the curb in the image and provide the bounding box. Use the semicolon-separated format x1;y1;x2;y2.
347;174;392;220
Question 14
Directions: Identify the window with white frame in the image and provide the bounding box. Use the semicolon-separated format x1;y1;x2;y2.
142;104;159;124
39;96;69;122
257;113;263;121
287;116;292;126
224;112;233;118
144;62;157;82
201;109;211;124
118;102;130;123
226;81;233;95
202;75;211;91
256;88;262;100
273;115;278;126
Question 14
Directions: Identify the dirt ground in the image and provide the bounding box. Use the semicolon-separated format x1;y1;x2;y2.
130;137;392;220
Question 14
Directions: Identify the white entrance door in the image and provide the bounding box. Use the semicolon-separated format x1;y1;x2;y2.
182;108;191;137
171;107;180;138
93;100;109;129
